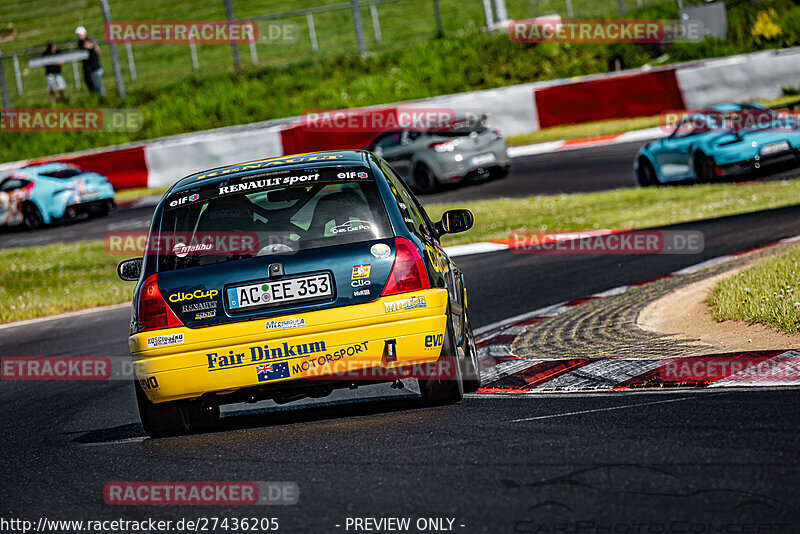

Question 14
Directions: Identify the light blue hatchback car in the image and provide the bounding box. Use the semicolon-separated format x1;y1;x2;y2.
634;103;800;186
1;162;115;228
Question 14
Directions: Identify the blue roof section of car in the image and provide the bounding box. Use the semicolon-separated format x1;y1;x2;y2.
171;150;373;192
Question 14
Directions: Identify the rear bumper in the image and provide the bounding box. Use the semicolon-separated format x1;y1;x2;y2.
717;148;800;177
129;289;448;403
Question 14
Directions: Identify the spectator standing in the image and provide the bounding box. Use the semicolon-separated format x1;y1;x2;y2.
42;41;67;105
75;26;106;96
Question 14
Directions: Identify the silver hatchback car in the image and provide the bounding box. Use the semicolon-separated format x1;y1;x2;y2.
364;118;511;193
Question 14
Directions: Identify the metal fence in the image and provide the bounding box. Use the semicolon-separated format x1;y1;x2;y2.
0;0;674;107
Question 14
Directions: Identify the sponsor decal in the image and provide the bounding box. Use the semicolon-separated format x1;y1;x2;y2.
257;361;291;382
353;289;371;297
195;154;343;180
351;279;370;288
370;243;391;259
194;310;216;320
169;289;219;303
206;339;326;370
265;318;306;330
351;264;371;279
331;219;371;235
138;376;160;390
173;241;213;258
336;171;370;179
146;333;184;348
384;295;427;313
424;333;444;349
169;194;202;207
181;301;217;313
218;172;320;195
291;342;369;374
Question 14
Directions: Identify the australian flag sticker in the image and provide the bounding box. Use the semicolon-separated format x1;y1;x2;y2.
257;361;290;382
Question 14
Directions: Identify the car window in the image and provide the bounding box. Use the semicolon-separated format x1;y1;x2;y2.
38;168;84;179
156;167;393;271
0;178;26;191
374;132;402;150
380;161;436;242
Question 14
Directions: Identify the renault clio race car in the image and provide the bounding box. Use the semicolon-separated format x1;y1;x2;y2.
1;162;115;228
118;150;480;437
635;103;800;185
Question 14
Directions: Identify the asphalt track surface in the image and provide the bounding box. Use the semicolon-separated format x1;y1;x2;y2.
3;139;798;250
2;202;800;530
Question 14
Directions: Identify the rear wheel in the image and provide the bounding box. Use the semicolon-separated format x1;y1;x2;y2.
135;380;186;438
694;152;716;183
419;321;464;405
22;202;44;229
461;310;481;393
636;157;659;187
413;164;438;194
88;200;112;219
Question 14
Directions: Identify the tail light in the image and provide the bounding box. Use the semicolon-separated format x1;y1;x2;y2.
429;141;456;153
137;273;183;332
381;238;430;296
24;181;34;192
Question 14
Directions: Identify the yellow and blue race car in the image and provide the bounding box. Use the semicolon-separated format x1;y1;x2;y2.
118;150;480;437
635;103;800;186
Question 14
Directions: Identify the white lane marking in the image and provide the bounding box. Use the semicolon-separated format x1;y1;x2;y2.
445;241;508;257
671;256;733;275
591;285;631;298
0;303;131;331
77;436;148;446
507;141;566;158
509;395;702;422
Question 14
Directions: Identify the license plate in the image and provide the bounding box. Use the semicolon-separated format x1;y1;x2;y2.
227;273;333;311
760;141;790;156
469;153;496;166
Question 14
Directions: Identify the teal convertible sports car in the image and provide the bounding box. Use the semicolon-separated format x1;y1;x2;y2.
634;103;800;186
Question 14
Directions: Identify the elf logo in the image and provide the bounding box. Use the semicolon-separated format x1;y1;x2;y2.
337;171;369;179
425;334;443;348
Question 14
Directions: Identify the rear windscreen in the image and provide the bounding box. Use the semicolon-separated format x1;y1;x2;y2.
156;167;393;271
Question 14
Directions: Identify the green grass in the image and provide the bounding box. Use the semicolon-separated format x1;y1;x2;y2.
0;241;131;323
3;177;800;324
114;186;168;203
428;178;800;246
708;245;800;334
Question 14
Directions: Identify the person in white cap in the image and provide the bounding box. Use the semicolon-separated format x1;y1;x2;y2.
75;26;105;96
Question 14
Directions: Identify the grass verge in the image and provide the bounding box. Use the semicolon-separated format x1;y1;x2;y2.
2;178;800;324
708;245;800;334
114;187;168;203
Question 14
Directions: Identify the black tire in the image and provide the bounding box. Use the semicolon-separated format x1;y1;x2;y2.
134;379;187;438
88;201;111;219
413;164;438;194
461;310;481;393
694;152;716;183
492;166;510;180
180;400;220;433
419;321;464;405
636;157;658;187
22;202;44;229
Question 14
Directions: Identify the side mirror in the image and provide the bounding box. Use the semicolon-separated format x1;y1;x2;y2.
117;257;143;281
436;209;474;236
